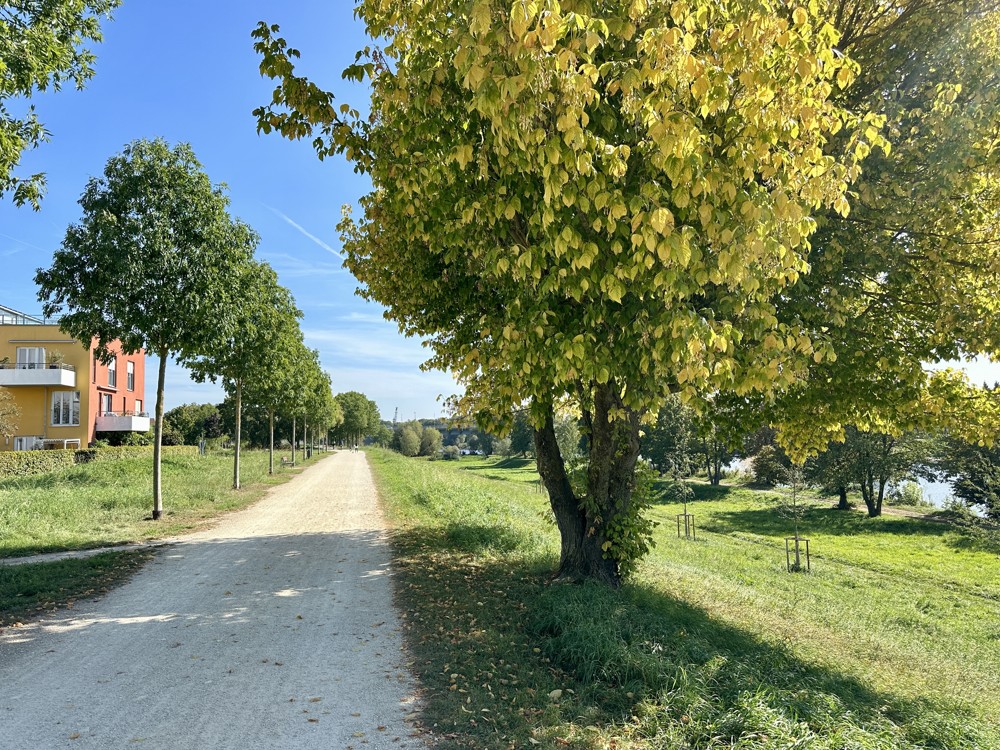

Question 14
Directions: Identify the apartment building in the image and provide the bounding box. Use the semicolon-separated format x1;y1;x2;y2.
0;306;149;450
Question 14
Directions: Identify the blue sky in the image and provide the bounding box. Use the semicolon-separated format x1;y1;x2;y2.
0;0;456;420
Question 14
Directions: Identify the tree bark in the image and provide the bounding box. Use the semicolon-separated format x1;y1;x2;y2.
268;408;274;475
532;385;642;588
233;379;242;490
302;416;307;463
837;486;849;510
152;348;168;520
291;416;296;466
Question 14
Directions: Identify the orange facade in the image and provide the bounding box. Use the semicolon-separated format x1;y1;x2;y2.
0;316;148;449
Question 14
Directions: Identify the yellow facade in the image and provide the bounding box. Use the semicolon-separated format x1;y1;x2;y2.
0;324;93;450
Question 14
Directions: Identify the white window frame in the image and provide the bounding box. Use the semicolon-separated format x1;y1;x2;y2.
135;399;143;415
108;357;117;388
52;391;81;427
14;436;42;451
16;347;45;369
100;393;113;415
126;361;135;391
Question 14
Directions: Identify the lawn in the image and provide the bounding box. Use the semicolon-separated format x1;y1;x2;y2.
370;450;1000;750
0;448;328;558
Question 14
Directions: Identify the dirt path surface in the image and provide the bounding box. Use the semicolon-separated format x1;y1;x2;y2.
0;451;427;749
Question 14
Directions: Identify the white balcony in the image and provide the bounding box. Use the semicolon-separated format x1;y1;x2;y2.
0;363;76;387
96;412;151;432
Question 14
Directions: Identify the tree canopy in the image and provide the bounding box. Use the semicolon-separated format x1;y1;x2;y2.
1;0;120;208
255;0;1000;583
36;137;256;518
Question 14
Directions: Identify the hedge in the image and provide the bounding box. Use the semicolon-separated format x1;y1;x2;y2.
0;449;76;478
0;445;199;478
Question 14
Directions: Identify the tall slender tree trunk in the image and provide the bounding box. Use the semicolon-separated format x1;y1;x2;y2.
268;408;275;475
152;348;168;520
837;486;849;510
291;416;296;467
302;416;307;462
233;379;242;490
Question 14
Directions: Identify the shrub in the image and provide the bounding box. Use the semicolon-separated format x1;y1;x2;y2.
442;445;461;461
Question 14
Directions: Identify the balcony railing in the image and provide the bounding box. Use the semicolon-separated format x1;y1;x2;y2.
95;411;151;432
0;362;76;371
0;362;76;387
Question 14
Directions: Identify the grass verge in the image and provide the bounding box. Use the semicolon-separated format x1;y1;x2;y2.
0;448;330;558
0;550;152;627
370;450;1000;750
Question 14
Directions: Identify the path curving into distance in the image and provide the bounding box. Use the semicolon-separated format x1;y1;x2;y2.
0;451;428;749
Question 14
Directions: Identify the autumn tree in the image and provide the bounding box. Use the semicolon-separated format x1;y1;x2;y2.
36;138;255;519
1;0;120;208
186;260;302;488
254;0;999;584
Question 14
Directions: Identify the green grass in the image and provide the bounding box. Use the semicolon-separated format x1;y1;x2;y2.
370;451;1000;750
0;449;328;558
0;550;152;627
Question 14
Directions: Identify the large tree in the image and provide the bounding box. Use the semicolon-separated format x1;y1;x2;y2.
1;0;120;208
185;260;302;489
255;0;1000;584
36;138;255;519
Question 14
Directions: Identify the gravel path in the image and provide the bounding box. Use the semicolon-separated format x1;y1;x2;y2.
0;451;428;749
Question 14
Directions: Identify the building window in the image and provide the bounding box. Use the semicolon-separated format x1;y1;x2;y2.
135;399;143;415
52;391;81;426
127;361;135;391
13;436;42;451
100;393;113;415
16;347;45;369
108;357;117;388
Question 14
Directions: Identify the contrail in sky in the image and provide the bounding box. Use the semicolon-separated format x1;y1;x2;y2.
264;205;345;258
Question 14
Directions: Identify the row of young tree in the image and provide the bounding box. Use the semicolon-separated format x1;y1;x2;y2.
34;139;342;516
640;395;1000;521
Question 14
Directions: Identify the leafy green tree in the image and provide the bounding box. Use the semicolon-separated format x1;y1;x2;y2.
803;438;856;509
640;395;696;475
937;436;1000;520
254;1;999;584
371;423;393;448
419;426;443;457
185;259;302;488
163;403;224;445
36;138;254;519
509;411;534;457
1;0;119;208
0;385;20;437
750;445;791;487
553;412;582;463
394;421;422;457
332;391;380;446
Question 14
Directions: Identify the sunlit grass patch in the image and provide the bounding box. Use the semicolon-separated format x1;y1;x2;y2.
371;449;1000;749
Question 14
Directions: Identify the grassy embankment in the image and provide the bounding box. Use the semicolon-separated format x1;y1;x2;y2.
0;449;327;626
369;449;1000;750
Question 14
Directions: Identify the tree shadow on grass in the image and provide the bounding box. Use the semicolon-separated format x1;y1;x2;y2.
388;521;992;750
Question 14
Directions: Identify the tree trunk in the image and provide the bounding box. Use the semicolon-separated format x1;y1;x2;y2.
152;349;168;520
876;477;888;517
837;486;849;510
268;408;275;475
291;416;296;467
233;379;242;490
532;385;642;588
861;477;880;517
302;416;307;463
